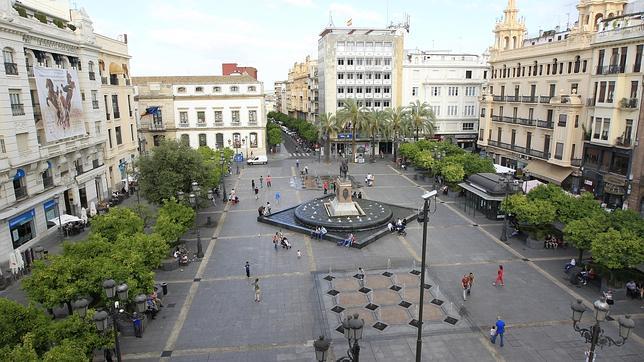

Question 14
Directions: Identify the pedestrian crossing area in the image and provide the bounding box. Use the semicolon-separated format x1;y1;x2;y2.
289;152;313;158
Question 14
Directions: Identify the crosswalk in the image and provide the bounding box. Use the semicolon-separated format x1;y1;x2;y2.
289;152;313;158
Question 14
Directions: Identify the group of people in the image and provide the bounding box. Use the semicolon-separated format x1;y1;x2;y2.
257;202;272;217
337;233;356;247
461;272;475;300
228;189;239;204
311;226;328;240
172;246;190;266
544;234;565;249
387;218;407;235
626;280;644;299
365;173;374;187
273;231;292;249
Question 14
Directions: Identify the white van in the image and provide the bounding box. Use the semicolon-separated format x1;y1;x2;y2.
246;155;268;165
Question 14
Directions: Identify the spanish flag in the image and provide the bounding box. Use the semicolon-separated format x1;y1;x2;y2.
346;18;352;26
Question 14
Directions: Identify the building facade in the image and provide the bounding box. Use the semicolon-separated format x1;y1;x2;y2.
317;26;406;157
273;80;288;114
222;63;258;80
96;35;138;194
134;75;267;158
287;55;318;122
403;50;489;149
0;1;123;264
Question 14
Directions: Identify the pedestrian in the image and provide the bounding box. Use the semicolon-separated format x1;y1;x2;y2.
132;312;142;338
297;250;302;258
251;179;255;190
259;175;264;188
258;205;265;217
332;182;336;193
357;191;362;199
358;267;365;287
266;201;272;214
493;265;504;286
266;174;272;187
489;325;497;343
323;181;328;194
296;159;300;169
275;191;281;205
462;274;469;301
254;186;259;200
244;261;250;278
491;316;505;347
304;165;308;175
253;278;261;302
467;272;474;295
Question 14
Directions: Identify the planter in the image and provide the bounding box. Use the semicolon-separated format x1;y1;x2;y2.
525;237;542;249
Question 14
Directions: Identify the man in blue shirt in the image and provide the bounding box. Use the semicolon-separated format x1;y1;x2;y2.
491;316;505;347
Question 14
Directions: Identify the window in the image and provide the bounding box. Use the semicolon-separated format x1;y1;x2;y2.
570;83;578;95
214;110;223;124
248;86;256;92
592;117;600;139
347;73;354;80
115;126;122;145
448;87;459;96
555;142;564;160
431;105;440;116
625;119;633;143
465;87;476;96
356;58;363;66
130;124;134;141
127;95;132;117
250;132;258;148
199;133;207;147
606;81;615;103
574;115;579;128
598;81;606;102
365;87;371;94
374;58;382;65
447;105;458;116
356;87;362;94
108;129;113;148
0;137;5;154
383;73;390;80
463;105;476;116
383;87;390;94
465;70;472;79
249;110;257;124
337;58;344;65
215;133;224;149
230;86;239;92
635;45;643;73
197;111;205;124
411;87;418;97
347;58;353;65
558;113;567;127
383;100;390;107
374;73;381;79
601;118;610;140
213;86;221;92
337;87;344;93
179;111;188;124
337;73;344;80
431;87;440;96
111;95;120;118
177;87;186;93
356;73;363;80
549;84;556;97
180;134;190;145
195;86;204;93
9;90;24;116
347;87;354;94
462;122;474;130
631;81;638;99
384;58;391;66
231;110;240;124
3;48;17;75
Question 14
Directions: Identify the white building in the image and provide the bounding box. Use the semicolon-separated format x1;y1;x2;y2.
134;75;267;158
274;81;288;114
403;50;489;149
0;1;116;264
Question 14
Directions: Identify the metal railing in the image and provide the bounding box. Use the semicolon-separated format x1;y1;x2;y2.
506;95;519;102
92;100;99;109
178;122;189;128
197;122;207;127
487;139;550;159
11;103;25;116
14;186;27;199
620;98;638;109
537;120;554;129
539;96;552;104
4;62;18;75
89;71;96;80
493;95;504;102
522;96;538;103
596;64;624;75
149;122;165;131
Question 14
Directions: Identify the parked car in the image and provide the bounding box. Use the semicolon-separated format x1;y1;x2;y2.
247;155;268;165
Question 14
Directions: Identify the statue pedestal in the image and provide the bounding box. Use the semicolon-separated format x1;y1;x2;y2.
327;179;362;217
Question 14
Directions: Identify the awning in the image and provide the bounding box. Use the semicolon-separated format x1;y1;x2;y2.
522;179;544;193
48;214;82;226
109;62;124;74
494;164;515;174
458;182;506;201
524;160;572;185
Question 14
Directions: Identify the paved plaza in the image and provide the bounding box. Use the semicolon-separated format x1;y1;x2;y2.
2;147;643;361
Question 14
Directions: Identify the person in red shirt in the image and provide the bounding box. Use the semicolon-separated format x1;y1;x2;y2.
493;265;505;286
462;274;470;300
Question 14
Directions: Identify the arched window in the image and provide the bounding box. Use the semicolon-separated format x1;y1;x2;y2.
198;133;207;147
213;86;221;92
552;58;558;75
533;61;538;76
249;132;258;148
512;36;517;49
195;86;203;93
574;56;580;73
230;86;239;92
88;61;96;80
248;86;256;92
177;87;186;93
504;36;510;49
180;134;190;145
3;47;17;75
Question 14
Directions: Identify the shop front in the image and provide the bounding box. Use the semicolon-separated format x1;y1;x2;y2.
43;199;59;229
9;209;36;249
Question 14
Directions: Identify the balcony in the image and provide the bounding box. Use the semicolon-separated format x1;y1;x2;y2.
178;122;189;128
89;71;96;80
92;100;99;109
197;122;207;127
231;121;241;126
619;98;638;109
149;122;165;131
615;136;633;148
506;95;519;102
491;115;540;127
14;186;27;200
487;139;550;160
214;121;223;127
493;95;504;102
11;103;25;116
4;62;18;75
536;120;554;129
539;96;551;104
522;96;538;103
596;64;624;75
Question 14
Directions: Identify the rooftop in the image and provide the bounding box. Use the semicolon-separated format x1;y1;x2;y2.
132;74;259;85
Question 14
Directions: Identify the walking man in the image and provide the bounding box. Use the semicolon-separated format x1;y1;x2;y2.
244;261;250;278
253;278;261;302
254;186;259;200
493;265;504;286
296;159;300;169
259;175;264;188
266;175;272;187
251;179;255;190
462;274;469;301
491;316;505;347
132;312;142;338
275;191;281;205
304;165;308;175
323;181;328;195
467;272;474;296
332;182;336;193
358;267;365;287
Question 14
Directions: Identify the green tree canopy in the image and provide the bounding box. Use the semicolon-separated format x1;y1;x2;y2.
137;140;216;204
564;213;609;262
408;100;436;141
268;127;282;147
440;163;465;186
153;198;195;245
591;228;644;271
90;207;144;242
337;99;370;160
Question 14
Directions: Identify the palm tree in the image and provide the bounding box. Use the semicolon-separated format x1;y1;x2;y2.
336;99;369;162
366;109;387;161
408;100;436;141
317;112;338;163
386;106;410;162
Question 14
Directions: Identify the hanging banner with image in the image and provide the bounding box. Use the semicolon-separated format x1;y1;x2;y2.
34;66;86;142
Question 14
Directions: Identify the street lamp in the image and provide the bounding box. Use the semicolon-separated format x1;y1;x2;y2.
339;313;364;361
570;299;635;361
185;181;212;259
415;190;437;362
313;335;330;362
53;194;64;239
499;172;519;242
220;153;227;202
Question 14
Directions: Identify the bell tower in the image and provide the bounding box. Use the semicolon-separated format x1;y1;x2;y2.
576;0;628;33
493;0;526;51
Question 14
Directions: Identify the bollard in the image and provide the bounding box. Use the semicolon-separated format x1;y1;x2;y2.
161;282;168;295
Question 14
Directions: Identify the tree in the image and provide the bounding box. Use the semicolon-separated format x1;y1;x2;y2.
197;146;232;187
385;106;410;161
366;109;387;161
408;100;436;141
90;207;144;242
591;228;644;283
609;209;644;237
501;194;556;238
413;151;434;170
116;232;168;269
336;99;369;161
137;140;216;204
153;198;195;246
443;153;495;178
268;127;282;149
317;112;338;162
556;192;602;224
0;299;49;354
564;213;608;262
440;162;465;187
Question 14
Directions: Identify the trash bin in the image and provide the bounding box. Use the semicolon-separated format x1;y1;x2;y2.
161;282;168;295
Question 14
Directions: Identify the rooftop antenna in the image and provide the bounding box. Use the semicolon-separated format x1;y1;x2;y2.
566;12;570;29
327;11;335;27
386;0;389;27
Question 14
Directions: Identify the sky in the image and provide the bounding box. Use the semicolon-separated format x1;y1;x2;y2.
79;0;579;90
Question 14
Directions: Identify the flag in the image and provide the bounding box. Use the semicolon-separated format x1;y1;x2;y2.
141;106;160;117
346;18;352;26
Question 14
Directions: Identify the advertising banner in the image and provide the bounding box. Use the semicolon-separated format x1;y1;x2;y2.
34;66;85;141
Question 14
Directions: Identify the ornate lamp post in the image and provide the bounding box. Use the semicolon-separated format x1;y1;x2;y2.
313;335;330;362
341;313;364;361
220;153;227;202
186;181;212;259
570;299;635;361
499;172;519;242
415;190;437;362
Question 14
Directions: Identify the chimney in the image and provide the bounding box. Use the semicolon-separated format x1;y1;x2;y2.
123;34;128;44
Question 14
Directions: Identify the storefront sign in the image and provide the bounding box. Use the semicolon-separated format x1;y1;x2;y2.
9;209;36;228
584;179;593;186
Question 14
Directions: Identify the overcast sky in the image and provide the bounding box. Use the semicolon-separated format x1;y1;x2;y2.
82;0;578;90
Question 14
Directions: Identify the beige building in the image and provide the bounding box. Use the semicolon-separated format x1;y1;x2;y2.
96;35;138;194
287;56;318;122
134;75;267;157
273;80;288;114
479;0;624;192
